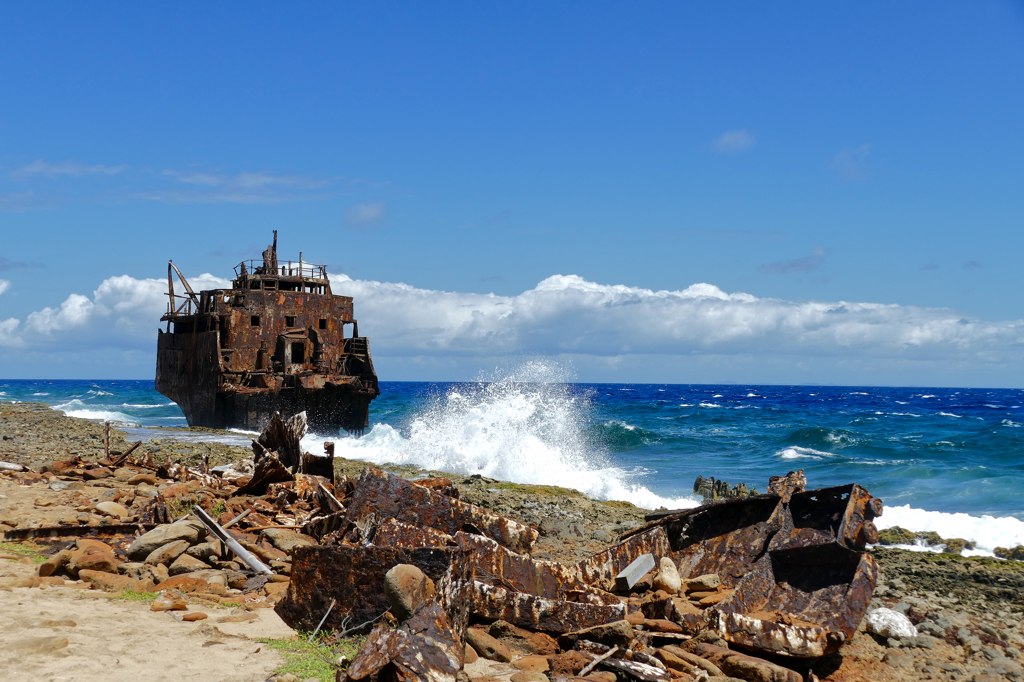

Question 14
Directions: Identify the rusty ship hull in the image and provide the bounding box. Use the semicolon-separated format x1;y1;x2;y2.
155;233;379;434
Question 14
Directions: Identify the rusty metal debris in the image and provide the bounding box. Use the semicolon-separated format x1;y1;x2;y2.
156;231;379;434
4;413;887;681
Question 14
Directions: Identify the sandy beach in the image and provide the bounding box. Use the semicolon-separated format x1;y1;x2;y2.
2;402;1023;682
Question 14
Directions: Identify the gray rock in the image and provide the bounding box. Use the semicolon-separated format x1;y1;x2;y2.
263;528;316;554
901;635;938;649
168;553;210;576
557;620;635;649
539;518;585;540
918;621;946;638
866;608;918;639
126;521;205;560
590;529;612;542
145;539;190;566
186;541;222;563
684;573;721;591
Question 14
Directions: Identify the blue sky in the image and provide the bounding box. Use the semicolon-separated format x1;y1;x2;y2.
2;2;1024;385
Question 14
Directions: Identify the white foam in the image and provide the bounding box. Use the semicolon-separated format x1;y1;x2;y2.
1002;420;1021;428
699;402;721;408
301;360;698;511
775;446;835;461
877;504;1024;555
938;412;962;418
60;408;140;427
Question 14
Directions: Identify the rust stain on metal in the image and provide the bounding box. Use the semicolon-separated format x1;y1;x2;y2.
156;231;379;434
342;467;539;554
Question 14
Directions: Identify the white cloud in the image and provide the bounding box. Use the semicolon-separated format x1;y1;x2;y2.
713;130;756;153
345;202;388;228
4;272;1024;382
830;144;871;180
0;280;9;296
12;160;127;179
138;170;330;204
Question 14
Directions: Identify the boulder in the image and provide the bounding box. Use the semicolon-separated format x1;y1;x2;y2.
512;655;550;672
145;540;191;566
38;550;72;578
466;627;512;662
78;569;150;593
150;589;189;611
557;620;635;649
94;501;128;519
546;651;592;678
866;608;918;639
652;557;681;595
509;673;548;682
186;541;222;563
683;574;721;591
71;546;121;574
127;521;205;560
488;620;558;655
263;528;316;554
168;554;210;576
383;564;435;622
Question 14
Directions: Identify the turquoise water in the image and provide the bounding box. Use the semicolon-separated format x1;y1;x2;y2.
3;373;1023;552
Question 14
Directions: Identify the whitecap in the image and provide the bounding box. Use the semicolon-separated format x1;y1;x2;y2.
1002;420;1021;428
877;505;1024;555
699;402;721;408
775;446;835;461
938;412;963;418
60;408;140;427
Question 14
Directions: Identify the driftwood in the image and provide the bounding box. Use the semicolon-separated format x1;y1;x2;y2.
254;411;307;470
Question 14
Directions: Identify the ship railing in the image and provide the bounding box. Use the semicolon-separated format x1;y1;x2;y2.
164;293;196;317
234;260;328;280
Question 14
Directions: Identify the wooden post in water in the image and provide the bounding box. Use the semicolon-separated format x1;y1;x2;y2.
104;421;110;459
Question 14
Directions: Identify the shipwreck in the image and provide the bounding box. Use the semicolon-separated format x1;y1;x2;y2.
155;232;379;434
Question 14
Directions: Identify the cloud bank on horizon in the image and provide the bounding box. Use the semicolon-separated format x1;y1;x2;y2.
2;271;1023;385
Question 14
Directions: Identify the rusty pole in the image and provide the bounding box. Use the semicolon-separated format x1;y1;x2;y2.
104;421;110;459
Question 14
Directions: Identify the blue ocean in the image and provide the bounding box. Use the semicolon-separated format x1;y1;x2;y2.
3;366;1023;554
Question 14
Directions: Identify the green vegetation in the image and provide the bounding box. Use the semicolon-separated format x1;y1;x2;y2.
600;499;636;509
876;525;976;555
0;540;47;564
113;589;159;603
490;480;585;498
259;632;365;682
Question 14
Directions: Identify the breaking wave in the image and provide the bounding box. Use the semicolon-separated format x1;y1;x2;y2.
304;360;697;510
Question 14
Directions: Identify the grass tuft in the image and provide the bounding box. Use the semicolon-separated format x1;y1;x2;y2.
258;632;365;682
0;540;48;564
113;588;159;602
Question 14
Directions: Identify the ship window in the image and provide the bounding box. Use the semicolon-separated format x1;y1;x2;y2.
249;281;262;290
319;318;327;330
291;342;305;364
286;316;296;327
250;315;260;327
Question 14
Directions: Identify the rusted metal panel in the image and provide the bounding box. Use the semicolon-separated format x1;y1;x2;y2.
342;467;539;554
275;545;454;632
372;518;456;548
708;546;879;657
156;232;379;434
576;527;672;586
345;602;462;682
467;580;627;634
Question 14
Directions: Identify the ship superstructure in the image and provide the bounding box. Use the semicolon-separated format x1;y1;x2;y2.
156;232;379;433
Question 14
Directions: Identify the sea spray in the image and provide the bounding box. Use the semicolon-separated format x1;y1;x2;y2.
304;360;698;510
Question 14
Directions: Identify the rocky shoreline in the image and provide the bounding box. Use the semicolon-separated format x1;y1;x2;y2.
2;401;1024;682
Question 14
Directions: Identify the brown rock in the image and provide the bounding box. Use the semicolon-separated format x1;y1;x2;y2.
489;620;558;655
152;563;170;583
466;627;513;662
652;557;682;595
584;674;617;682
510;673;548;682
687;642;803;682
625;610;646;626
698;589;733;606
464;643;478;664
83;467;113;480
546;651;593;678
169;554;210;576
512;655;550;672
154;575;212;593
661;646;723;678
72;546;121;574
159;482;190;498
655;649;698;674
644;619;684;634
128;473;157;485
181;612;208;622
145;540;191;566
383;564;436;622
78;569;149;593
557;620;635;649
38;550;72;577
683;574;721;591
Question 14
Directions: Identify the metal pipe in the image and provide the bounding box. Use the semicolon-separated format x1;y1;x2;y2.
191;505;272;575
